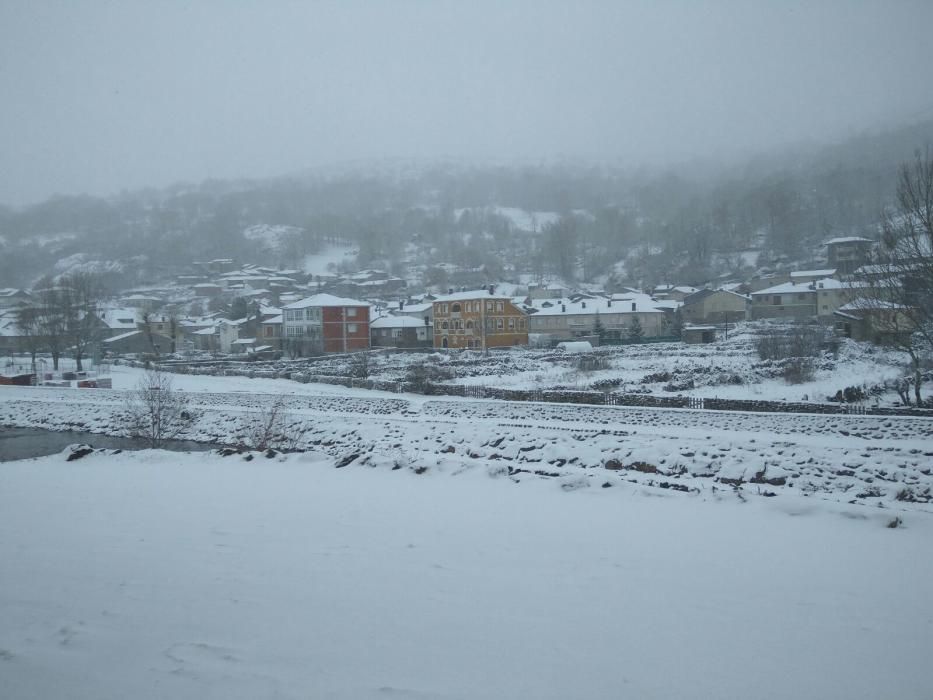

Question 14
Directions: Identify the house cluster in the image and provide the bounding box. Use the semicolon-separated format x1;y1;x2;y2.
0;234;914;359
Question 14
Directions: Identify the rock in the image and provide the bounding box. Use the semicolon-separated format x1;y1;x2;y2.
65;444;95;462
630;461;657;474
335;453;360;468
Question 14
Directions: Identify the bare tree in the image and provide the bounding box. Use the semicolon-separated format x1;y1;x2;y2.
59;271;104;372
34;278;67;370
123;369;191;447
856;147;933;405
14;305;43;374
240;396;303;451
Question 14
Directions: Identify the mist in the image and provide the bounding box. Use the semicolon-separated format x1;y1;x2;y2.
2;0;933;206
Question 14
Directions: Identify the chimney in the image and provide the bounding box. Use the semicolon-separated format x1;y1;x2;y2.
488;284;495;295
631;302;636;311
607;299;612;307
399;300;404;310
561;304;566;312
581;301;586;308
448;288;454;295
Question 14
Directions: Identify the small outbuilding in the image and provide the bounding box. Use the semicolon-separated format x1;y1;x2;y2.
682;325;717;344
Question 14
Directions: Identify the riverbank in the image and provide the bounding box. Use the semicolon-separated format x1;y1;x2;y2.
0;426;214;462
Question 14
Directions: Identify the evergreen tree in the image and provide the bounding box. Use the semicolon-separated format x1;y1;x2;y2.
593;311;606;343
628;316;644;342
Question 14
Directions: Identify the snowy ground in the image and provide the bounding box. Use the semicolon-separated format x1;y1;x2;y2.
2;363;933;698
176;323;915;407
1;446;931;700
303;243;358;276
2;365;932;511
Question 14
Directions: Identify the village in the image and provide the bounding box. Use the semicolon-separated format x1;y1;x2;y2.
0;235;910;372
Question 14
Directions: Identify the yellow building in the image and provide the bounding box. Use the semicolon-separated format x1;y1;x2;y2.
432;291;528;349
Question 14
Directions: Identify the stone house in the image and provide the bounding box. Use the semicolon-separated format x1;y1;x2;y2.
681;289;749;324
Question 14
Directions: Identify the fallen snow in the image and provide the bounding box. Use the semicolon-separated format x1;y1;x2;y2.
303;244;358;276
2;364;932;511
0;446;931;700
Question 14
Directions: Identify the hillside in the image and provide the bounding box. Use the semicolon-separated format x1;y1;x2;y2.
1;119;931;292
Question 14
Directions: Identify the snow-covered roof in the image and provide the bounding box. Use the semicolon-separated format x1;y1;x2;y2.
683;289;749;305
232;338;256;345
397;302;432;313
283;293;370;309
530;295;664;317
838;298;908;312
102;330;144;343
790;269;836;279
262;314;283;325
99;308;140;330
370;315;428;329
824;236;873;245
432;290;512;303
752;278;859;296
0;318;21;337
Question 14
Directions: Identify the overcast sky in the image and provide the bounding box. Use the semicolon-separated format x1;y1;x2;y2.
2;0;933;206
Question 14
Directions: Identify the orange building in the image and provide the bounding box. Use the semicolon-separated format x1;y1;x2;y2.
432;291;528;350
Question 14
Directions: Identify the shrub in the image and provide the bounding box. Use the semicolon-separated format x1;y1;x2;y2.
783;357;816;384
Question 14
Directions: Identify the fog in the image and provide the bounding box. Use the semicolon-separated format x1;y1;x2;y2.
2;0;932;206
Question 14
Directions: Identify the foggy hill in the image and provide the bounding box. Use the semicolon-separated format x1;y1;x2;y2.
1;118;930;291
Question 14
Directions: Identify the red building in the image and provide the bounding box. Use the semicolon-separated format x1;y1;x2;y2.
282;294;371;355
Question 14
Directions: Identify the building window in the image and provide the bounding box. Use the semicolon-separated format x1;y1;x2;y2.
466;320;473;329
508;318;515;330
452;303;461;313
519;318;526;330
442;321;449;330
347;323;358;333
486;301;494;312
440;304;448;314
347;307;357;317
772;296;781;305
496;318;504;330
496;302;504;312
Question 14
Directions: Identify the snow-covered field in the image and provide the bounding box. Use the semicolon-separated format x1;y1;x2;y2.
1;445;931;700
303;243;358;276
2;365;932;510
183;324;916;406
2;362;933;698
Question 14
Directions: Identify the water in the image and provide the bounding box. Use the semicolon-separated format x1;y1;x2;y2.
0;427;217;462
